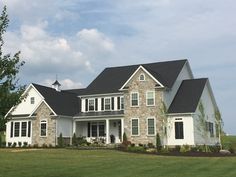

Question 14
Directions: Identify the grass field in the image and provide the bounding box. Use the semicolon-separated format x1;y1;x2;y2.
0;149;236;177
222;135;236;149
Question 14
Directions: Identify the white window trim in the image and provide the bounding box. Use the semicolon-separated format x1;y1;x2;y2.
40;120;47;137
130;92;139;107
88;98;95;112
104;97;111;111
146;91;155;106
131;118;140;136
146;117;156;136
139;73;145;81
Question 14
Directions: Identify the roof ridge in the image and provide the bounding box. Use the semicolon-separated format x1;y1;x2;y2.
105;59;188;69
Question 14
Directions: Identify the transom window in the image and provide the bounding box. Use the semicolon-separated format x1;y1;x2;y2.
40;120;47;137
30;97;35;104
146;91;155;106
131;92;139;106
131;118;139;136
104;98;111;111
139;74;145;81
147;118;155;135
88;99;95;111
175;121;184;139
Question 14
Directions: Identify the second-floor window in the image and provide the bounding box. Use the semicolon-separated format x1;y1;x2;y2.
146;91;155;106
120;97;124;109
88;99;95;111
30;97;35;104
131;92;139;106
104;98;111;111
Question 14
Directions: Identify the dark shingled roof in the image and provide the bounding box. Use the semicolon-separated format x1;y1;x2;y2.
83;59;187;95
168;78;208;114
32;84;80;116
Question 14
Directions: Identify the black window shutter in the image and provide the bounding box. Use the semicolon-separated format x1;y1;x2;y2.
111;97;114;110
101;98;104;110
95;98;98;111
87;122;90;137
28;121;31;137
10;122;13;138
117;97;120;110
85;99;88;112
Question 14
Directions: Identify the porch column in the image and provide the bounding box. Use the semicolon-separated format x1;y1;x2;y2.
106;119;109;144
121;118;124;142
73;120;76;135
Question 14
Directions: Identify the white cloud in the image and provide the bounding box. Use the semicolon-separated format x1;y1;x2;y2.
42;78;83;89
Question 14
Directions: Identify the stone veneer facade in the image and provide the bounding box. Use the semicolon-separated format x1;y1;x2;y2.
123;68;164;145
32;102;57;146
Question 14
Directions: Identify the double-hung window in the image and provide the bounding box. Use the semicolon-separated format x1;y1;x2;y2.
131;92;139;106
21;122;27;137
147;118;155;135
14;122;20;137
30;97;35;104
88;99;95;111
146;91;155;106
104;98;111;111
40;120;47;137
131;118;139;136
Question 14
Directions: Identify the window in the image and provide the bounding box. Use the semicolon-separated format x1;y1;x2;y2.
139;74;145;81
30;97;35;104
146;91;155;106
88;99;95;111
131;118;139;136
21;122;27;137
147;118;155;135
14;122;20;137
175;122;184;139
10;122;13;138
99;122;105;136
40;120;47;137
131;92;139;106
92;123;97;137
104;98;111;111
120;97;124;110
206;121;214;137
28;121;31;137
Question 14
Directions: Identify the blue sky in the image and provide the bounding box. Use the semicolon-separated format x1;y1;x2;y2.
1;0;236;134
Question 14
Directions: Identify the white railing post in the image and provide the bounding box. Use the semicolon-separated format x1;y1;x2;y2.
106;119;109;144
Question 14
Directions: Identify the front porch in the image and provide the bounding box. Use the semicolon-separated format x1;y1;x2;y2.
73;118;124;144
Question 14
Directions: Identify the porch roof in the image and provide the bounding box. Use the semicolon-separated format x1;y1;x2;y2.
74;110;124;119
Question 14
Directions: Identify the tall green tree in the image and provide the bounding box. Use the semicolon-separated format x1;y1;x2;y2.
0;6;25;131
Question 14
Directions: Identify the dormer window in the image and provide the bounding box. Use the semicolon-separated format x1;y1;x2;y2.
30;97;35;104
139;74;145;81
88;99;95;111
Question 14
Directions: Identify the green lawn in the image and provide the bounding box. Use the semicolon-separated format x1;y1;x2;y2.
222;135;236;149
0;149;236;177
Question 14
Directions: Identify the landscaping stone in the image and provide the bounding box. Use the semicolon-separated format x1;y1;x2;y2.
219;149;231;155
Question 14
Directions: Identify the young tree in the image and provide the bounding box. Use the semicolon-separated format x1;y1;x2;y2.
0;6;25;131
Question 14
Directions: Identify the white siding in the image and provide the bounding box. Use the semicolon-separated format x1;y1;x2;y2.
57;117;73;137
193;84;219;145
11;86;43;115
163;63;193;108
167;116;195;146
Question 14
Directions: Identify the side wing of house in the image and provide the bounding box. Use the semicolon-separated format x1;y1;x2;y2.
5;84;44;146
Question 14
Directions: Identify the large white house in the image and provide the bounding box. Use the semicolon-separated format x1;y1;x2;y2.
5;59;221;147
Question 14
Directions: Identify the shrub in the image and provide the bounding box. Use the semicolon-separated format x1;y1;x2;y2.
209;145;221;153
156;133;162;151
77;136;87;146
160;147;170;154
174;145;181;152
33;144;38;148
12;142;17;148
58;133;64;147
72;133;78;146
131;143;135;147
123;132;127;142
127;146;146;153
228;144;235;154
122;140;131;148
147;143;155;148
49;144;53;148
180;144;191;153
0;134;2;147
18;142;22;147
23;142;28;148
42;143;48;148
138;143;143;147
8;142;12;147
